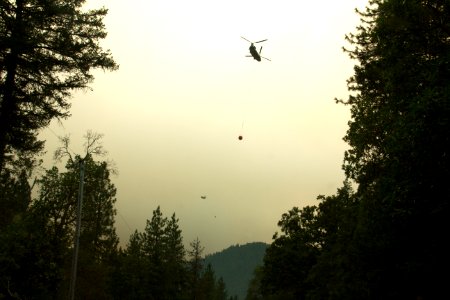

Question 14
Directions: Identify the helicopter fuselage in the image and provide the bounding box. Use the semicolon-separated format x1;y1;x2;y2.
249;44;261;61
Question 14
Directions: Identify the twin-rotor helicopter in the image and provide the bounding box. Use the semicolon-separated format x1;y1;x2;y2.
241;36;271;62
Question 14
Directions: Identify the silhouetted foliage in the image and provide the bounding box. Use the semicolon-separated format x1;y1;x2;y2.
186;237;205;300
256;0;450;299
109;207;187;300
200;263;217;300
110;230;147;299
163;213;187;299
0;165;31;230
261;206;320;300
216;277;229;300
245;266;264;300
0;0;118;172
110;220;232;300
338;0;450;298
0;206;60;299
0;142;119;299
305;183;361;300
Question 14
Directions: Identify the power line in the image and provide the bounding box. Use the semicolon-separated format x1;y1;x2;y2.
117;211;133;234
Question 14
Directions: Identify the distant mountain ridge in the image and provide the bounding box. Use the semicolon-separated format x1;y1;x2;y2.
204;242;268;300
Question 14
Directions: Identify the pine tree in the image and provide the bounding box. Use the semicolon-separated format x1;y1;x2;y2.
0;0;118;171
215;277;228;300
112;231;148;300
187;237;204;300
163;213;186;299
200;264;216;300
141;206;167;298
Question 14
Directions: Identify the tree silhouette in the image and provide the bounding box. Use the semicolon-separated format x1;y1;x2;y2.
258;1;450;299
0;0;118;172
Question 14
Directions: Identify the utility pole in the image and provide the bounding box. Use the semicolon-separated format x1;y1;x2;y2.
68;158;85;300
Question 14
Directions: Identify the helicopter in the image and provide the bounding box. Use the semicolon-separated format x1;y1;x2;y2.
241;36;271;62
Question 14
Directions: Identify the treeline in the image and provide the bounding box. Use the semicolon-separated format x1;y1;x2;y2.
111;208;231;300
0;140;232;299
246;1;449;299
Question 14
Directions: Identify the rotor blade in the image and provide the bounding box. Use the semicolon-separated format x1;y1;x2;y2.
241;36;252;43
262;57;271;61
254;39;267;43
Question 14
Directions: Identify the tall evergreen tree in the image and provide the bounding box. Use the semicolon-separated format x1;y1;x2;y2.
111;207;188;300
163;213;186;299
187;237;205;300
200;263;217;300
122;230;146;299
215;277;228;300
120;206;186;299
338;0;450;298
0;0;118;171
141;206;168;299
110;230;147;300
245;266;263;300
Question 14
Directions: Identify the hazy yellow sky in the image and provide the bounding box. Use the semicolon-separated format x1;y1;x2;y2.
40;0;368;254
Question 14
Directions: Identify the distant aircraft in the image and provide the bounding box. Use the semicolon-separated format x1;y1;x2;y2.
241;36;271;62
201;195;207;199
